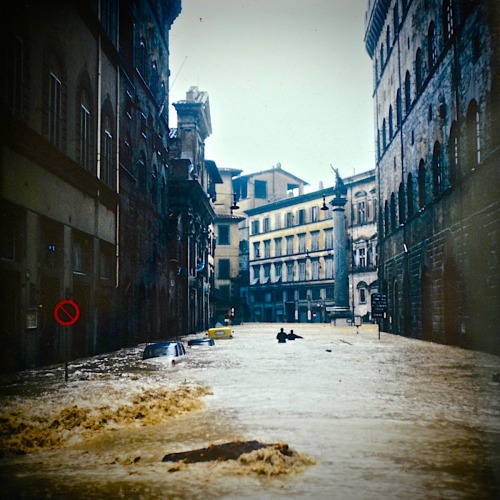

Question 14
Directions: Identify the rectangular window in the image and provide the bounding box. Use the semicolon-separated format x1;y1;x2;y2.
324;229;333;249
326;257;334;279
358;202;366;224
275;213;281;230
298;233;306;253
264;240;271;258
254;180;267;199
287;262;294;282
312;260;320;280
311;206;319;222
299;261;306;281
263;217;270;232
311;231;319;251
359;288;367;304
264;264;271;279
298;209;306;225
274;238;282;257
253;242;261;259
218;225;230;245
274;263;282;281
285;212;293;228
218;259;230;279
359;248;366;268
251;220;260;235
286;236;294;255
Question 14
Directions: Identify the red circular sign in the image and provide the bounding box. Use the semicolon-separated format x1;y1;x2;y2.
54;300;80;327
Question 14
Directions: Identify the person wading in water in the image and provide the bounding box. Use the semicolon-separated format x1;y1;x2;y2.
276;328;287;343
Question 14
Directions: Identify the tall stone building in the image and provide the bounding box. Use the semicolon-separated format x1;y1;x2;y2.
169;87;222;336
117;1;182;346
0;0;184;372
365;0;500;353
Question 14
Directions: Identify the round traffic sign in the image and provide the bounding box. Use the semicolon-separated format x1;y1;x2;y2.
54;300;80;327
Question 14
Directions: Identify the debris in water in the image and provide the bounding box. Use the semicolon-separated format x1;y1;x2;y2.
162;440;316;476
0;385;211;456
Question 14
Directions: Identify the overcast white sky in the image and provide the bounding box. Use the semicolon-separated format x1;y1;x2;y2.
168;0;374;190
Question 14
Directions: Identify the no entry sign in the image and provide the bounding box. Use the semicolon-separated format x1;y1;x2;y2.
54;300;80;327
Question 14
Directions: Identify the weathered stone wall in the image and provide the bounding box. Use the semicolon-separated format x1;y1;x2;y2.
366;0;500;354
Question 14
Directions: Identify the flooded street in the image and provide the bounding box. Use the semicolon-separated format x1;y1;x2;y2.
1;323;499;499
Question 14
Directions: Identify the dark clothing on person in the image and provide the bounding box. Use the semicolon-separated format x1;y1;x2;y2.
276;328;287;343
287;330;303;340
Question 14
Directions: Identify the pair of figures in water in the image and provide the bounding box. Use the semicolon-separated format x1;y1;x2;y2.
276;328;303;343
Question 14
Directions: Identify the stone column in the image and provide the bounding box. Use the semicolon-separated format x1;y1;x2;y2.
330;171;352;324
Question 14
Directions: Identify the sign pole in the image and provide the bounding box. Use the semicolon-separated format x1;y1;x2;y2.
54;300;80;383
64;332;69;382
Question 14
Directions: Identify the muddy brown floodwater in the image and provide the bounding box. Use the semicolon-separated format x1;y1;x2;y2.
0;323;499;499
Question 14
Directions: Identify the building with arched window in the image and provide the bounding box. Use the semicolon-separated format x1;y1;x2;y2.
0;0;183;372
365;0;500;354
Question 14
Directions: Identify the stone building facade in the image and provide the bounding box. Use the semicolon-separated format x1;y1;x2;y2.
117;0;182;346
365;0;500;354
212;168;245;325
0;0;195;372
245;170;378;323
168;87;222;336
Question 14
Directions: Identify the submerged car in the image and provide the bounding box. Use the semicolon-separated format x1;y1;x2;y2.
187;337;216;347
142;341;186;365
207;327;233;339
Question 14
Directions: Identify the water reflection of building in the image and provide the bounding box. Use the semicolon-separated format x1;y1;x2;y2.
365;1;500;354
245;170;377;323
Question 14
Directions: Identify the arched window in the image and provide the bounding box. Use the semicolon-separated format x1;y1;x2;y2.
405;71;411;113
389;105;394;138
44;52;65;149
137;37;147;78
406;172;414;218
443;0;454;43
79;88;93;172
138;151;147;190
428;22;437;68
418;159;426;208
151;164;158;206
384;200;389;236
122;132;132;172
101;112;115;188
386;25;391;57
448;121;459;184
466;100;481;168
390;193;397;231
398;182;405;225
415;48;424;92
396;89;402;127
432;141;442;196
382;118;387;149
